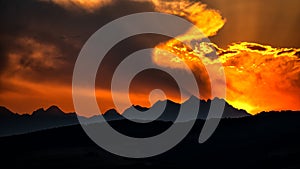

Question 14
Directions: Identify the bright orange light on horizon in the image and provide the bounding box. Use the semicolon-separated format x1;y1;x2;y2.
151;0;300;115
153;40;300;114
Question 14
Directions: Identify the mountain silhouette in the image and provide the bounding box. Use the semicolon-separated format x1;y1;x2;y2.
122;99;180;122
0;106;16;118
103;109;124;121
0;97;250;136
122;97;250;122
0;106;78;136
32;105;66;117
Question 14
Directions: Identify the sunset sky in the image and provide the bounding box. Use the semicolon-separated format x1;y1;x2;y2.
0;0;299;116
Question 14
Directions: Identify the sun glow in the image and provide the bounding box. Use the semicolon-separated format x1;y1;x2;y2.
50;0;112;12
151;1;300;115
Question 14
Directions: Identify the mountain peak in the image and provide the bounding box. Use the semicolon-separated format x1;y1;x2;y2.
132;105;149;111
184;95;200;104
46;105;62;112
189;95;199;100
104;109;119;115
103;109;124;121
46;105;65;116
32;105;65;116
0;106;15;117
212;97;226;102
32;108;45;115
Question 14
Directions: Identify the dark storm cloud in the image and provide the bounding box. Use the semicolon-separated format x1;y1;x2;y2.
0;41;8;75
0;0;155;85
96;34;174;92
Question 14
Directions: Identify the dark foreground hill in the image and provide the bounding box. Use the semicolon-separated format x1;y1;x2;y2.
0;111;299;169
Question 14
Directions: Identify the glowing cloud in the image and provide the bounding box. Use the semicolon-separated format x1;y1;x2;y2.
151;0;226;37
152;0;226;100
46;0;113;12
150;1;300;114
153;40;300;114
218;42;300;114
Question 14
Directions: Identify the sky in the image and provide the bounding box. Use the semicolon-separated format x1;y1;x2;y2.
0;0;299;116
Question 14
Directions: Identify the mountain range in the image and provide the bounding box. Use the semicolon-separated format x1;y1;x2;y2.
0;98;300;168
0;97;250;136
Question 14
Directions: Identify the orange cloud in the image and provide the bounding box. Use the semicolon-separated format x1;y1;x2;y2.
152;0;226;101
149;1;300;114
218;42;300;114
151;0;225;37
153;40;300;114
7;37;64;71
47;0;113;12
